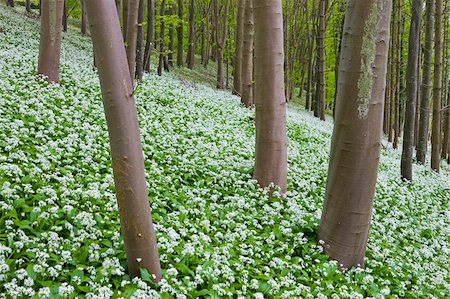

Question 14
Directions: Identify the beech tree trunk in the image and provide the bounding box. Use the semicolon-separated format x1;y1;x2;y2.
125;0;139;82
233;0;245;96
81;0;87;36
38;0;64;83
85;0;162;281
416;0;435;163
158;0;166;76
187;0;195;69
253;0;287;193
214;0;230;90
317;0;327;120
400;0;422;181
168;5;175;68
123;0;129;39
62;0;67;32
393;0;402;149
135;0;146;80
431;0;443;172
143;0;155;72
26;0;31;12
116;0;121;17
6;0;14;7
177;0;183;67
318;0;392;268
241;0;253;107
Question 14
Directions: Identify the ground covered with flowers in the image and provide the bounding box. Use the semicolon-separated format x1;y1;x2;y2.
1;6;449;299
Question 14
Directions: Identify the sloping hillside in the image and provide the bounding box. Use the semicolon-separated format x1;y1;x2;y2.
0;6;449;299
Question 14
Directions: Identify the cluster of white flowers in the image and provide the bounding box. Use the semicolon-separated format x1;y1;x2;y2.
0;4;449;299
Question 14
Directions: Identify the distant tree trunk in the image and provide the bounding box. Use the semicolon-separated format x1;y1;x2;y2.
81;0;87;36
135;0;146;80
283;0;290;101
143;0;155;72
431;0;443;172
393;0;402;149
401;0;422;181
125;0;139;82
6;0;14;7
319;0;392;268
417;0;435;163
85;0;162;281
168;5;175;68
241;0;253;107
414;33;422;146
122;0;129;39
116;0;121;16
26;0;32;12
177;0;183;67
158;0;166;76
317;0;327;120
253;0;287;193
62;0;67;32
187;0;195;69
214;0;230;90
305;0;313;111
233;0;245;96
38;0;64;83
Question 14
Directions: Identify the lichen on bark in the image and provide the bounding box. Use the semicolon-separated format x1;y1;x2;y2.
357;0;384;119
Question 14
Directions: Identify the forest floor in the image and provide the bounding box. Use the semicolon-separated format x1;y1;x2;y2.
0;5;450;299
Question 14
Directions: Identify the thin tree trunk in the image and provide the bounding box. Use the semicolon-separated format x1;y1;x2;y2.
123;0;129;39
6;0;14;7
414;33;422;147
62;0;67;32
177;0;184;67
431;0;443;172
26;0;31;12
143;0;155;72
253;0;287;193
241;0;253;107
81;0;87;36
125;0;139;82
116;0;121;17
319;0;392;268
393;0;402;149
417;0;435;163
187;0;195;69
158;0;166;76
401;0;422;181
135;0;145;80
84;0;162;281
168;5;175;68
233;0;245;96
317;0;326;120
214;0;230;90
305;0;312;111
38;0;64;83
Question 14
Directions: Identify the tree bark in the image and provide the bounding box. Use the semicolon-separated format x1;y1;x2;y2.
125;0;140;82
135;0;146;80
176;0;184;67
241;0;253;107
81;0;87;36
143;0;155;72
400;0;422;181
416;0;435;163
122;0;129;39
116;0;121;17
168;5;175;68
253;0;287;193
6;0;14;7
158;0;166;76
38;0;64;83
26;0;31;12
187;0;195;69
431;0;443;172
62;0;67;32
317;0;327;120
392;0;402;150
318;0;392;268
233;0;245;96
85;0;162;281
214;0;230;90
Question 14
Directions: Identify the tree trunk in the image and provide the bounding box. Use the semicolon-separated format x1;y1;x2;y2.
318;0;392;268
187;0;195;69
125;0;139;82
253;0;287;193
81;0;87;36
214;0;230;90
168;5;175;68
400;0;422;181
84;0;162;281
177;0;184;67
431;0;443;172
135;0;146;80
241;0;253;107
26;0;32;12
317;0;326;120
416;0;435;163
143;0;155;72
38;0;64;83
393;0;402;150
233;0;245;96
158;0;166;76
62;0;67;32
6;0;14;7
116;0;121;17
414;33;422;147
122;0;129;39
